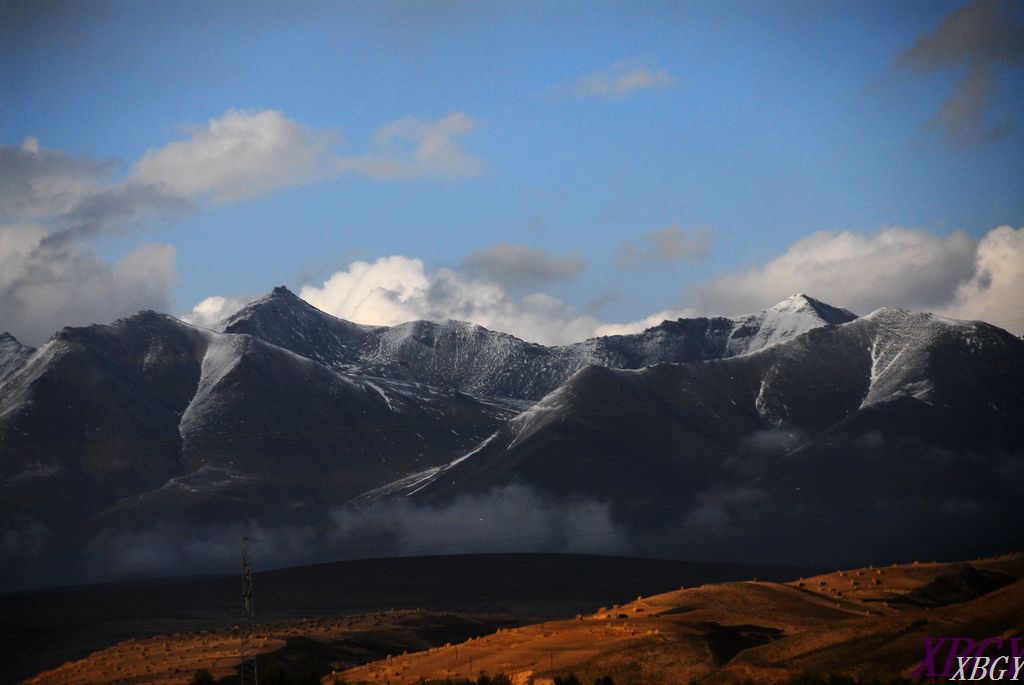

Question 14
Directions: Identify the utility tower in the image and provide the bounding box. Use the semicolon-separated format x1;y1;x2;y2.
240;536;259;685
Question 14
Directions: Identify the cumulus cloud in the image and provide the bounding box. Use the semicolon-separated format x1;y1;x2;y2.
180;295;249;329
0;223;177;344
460;243;585;288
292;253;712;345
131;109;341;202
938;225;1024;331
130;110;483;189
615;224;713;269
299;255;431;327
1;109;484;343
697;226;977;316
896;0;1024;148
566;61;677;98
696;224;1024;334
336;112;483;179
0;136;184;342
9;109;482;247
298;255;601;345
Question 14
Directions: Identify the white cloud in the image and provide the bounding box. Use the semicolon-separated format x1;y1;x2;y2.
697;226;978;316
203;225;1024;348
337;112;484;180
938;225;1024;332
7;109;482;245
299;255;432;327
130;109;483;197
180;295;249;329
0;223;176;345
296;255;600;345
567;61;677;99
131;109;340;202
1;109;484;344
696;225;1024;335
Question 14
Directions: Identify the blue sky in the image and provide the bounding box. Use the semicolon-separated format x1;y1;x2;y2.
2;0;1023;344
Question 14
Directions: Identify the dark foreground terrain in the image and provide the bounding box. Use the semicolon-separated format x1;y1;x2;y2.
341;551;1024;685
0;553;807;683
12;551;1024;684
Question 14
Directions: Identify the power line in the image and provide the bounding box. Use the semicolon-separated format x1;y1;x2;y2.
240;536;258;685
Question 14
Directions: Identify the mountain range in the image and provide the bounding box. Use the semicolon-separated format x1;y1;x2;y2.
1;288;1021;589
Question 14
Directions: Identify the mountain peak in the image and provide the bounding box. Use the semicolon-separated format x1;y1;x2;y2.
224;286;314;326
220;285;373;364
769;294;856;325
120;310;184;328
271;285;298;298
771;293;812;308
769;293;826;314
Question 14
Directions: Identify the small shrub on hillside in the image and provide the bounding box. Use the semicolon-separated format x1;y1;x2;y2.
260;659;287;685
477;675;512;685
414;674;512;685
189;669;215;685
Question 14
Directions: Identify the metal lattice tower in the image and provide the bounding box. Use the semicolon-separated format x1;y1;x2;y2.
240;536;259;685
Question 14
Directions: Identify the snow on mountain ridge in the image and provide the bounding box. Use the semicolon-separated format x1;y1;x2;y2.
857;306;996;408
358;302;1024;519
722;294;858;356
0;333;35;387
214;288;859;400
0;337;68;421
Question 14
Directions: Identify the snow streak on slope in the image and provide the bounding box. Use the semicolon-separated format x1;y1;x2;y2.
860;308;955;407
0;333;35;386
0;337;68;422
177;333;245;436
350;431;503;502
357;303;1024;514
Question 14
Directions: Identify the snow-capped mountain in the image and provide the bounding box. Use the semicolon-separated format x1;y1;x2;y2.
218;287;856;399
1;288;1019;588
0;310;514;582
360;307;1024;567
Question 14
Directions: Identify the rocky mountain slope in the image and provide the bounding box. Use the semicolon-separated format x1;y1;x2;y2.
0;311;515;588
221;287;856;400
2;288;1019;588
364;307;1024;567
